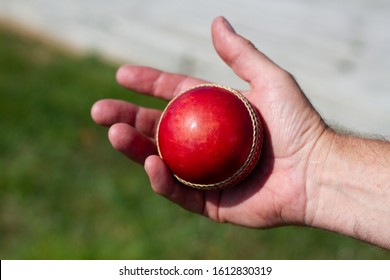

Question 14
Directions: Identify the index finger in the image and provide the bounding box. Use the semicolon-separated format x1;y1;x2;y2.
116;65;207;101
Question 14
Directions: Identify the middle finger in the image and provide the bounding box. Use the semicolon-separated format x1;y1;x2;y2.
91;99;162;138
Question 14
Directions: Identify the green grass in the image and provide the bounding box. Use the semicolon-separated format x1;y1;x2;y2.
0;26;389;260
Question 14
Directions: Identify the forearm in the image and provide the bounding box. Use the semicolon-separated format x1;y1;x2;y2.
306;129;390;249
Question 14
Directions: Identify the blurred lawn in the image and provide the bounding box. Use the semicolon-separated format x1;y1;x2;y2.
0;25;389;260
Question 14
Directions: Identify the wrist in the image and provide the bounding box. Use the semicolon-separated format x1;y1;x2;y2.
304;126;336;227
304;129;390;248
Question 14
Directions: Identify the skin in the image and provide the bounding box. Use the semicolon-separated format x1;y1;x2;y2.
91;16;390;250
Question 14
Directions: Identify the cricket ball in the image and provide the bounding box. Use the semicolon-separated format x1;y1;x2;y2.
156;84;263;190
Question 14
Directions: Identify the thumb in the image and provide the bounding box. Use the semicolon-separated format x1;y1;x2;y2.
212;16;281;86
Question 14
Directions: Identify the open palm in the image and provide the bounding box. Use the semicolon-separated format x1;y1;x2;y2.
91;17;327;229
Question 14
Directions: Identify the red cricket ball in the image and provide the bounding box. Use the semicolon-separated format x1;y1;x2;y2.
156;84;263;190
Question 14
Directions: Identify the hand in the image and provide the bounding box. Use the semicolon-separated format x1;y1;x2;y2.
91;16;329;229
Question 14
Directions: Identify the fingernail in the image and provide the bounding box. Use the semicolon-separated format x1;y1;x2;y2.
222;17;236;33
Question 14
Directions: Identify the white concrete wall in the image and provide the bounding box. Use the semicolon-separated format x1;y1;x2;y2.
1;0;389;136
